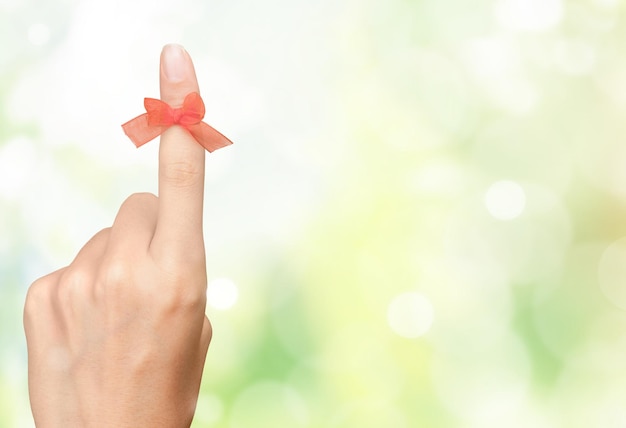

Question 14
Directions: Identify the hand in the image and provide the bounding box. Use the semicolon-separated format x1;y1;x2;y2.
23;44;212;427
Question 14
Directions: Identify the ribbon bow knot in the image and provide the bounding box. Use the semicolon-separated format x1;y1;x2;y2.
122;92;232;152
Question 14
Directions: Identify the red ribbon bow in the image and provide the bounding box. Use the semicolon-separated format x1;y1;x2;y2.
122;92;233;152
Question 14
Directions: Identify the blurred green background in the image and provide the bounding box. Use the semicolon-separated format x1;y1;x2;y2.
3;0;626;426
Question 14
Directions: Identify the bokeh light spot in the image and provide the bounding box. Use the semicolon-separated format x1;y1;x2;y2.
554;40;595;75
0;137;36;201
229;381;309;428
387;292;434;338
206;277;238;310
462;38;519;79
484;180;526;220
431;334;531;424
194;394;224;425
329;400;408;428
495;0;563;32
594;0;619;8
27;23;50;46
598;238;626;310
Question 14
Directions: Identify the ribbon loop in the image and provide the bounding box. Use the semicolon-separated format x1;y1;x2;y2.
122;92;233;152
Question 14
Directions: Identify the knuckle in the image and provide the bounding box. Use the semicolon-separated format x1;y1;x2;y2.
170;283;207;310
24;278;51;319
56;268;90;305
123;192;157;207
160;268;207;311
93;258;135;303
160;161;201;188
168;293;205;313
101;257;133;288
62;267;91;289
93;226;111;240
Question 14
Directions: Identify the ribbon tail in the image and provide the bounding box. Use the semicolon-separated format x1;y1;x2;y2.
122;114;166;148
188;122;234;153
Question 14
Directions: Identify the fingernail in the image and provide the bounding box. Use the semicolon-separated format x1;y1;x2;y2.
162;44;188;82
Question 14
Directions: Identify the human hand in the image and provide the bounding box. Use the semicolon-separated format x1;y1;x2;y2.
24;44;212;427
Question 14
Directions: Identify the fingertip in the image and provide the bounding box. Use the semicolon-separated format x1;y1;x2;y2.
161;44;188;83
160;44;200;105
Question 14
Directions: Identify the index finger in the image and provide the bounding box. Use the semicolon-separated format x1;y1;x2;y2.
150;44;206;260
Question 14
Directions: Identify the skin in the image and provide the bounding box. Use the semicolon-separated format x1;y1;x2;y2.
23;44;212;427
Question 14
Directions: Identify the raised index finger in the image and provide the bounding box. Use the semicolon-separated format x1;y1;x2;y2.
150;44;206;260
